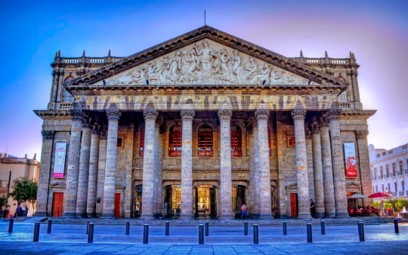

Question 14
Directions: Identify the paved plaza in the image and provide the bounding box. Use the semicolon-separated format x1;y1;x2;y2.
1;219;408;254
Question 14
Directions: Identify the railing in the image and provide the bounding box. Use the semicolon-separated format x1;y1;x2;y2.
337;102;351;109
63;58;80;64
59;102;73;110
89;58;105;64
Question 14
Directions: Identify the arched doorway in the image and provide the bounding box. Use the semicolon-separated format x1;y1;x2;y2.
194;185;217;218
232;185;246;218
163;185;182;218
132;184;142;218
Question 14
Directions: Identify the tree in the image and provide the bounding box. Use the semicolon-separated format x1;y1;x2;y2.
8;178;37;207
0;197;7;210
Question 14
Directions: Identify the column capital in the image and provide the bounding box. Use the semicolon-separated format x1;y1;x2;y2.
144;106;158;120
356;130;369;139
180;109;195;120
255;109;269;120
310;119;320;134
107;104;121;120
41;130;55;140
328;103;342;121
218;108;232;120
291;103;306;120
92;124;100;134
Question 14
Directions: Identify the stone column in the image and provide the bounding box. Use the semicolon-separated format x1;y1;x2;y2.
218;108;233;219
249;124;260;216
320;116;336;217
86;125;100;217
291;104;311;218
35;131;54;216
356;130;372;204
329;106;349;217
76;122;92;217
141;107;158;219
101;105;121;218
95;131;107;217
180;109;195;219
306;130;315;201
63;103;84;217
311;122;325;217
256;109;272;219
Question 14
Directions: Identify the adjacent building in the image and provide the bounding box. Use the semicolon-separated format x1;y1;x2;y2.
34;26;375;219
0;153;40;216
369;144;408;199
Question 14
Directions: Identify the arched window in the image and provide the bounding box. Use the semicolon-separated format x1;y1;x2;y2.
169;125;182;157
198;124;213;157
139;127;145;157
62;76;74;102
231;126;242;157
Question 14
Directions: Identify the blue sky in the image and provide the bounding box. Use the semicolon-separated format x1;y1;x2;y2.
1;0;407;159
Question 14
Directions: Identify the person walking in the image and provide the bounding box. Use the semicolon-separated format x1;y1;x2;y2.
310;199;317;218
241;203;247;219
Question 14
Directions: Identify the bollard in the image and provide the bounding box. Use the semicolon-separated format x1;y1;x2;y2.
244;221;248;236
198;224;204;244
282;221;287;235
143;224;149;244
358;221;365;242
87;223;94;243
33;222;40;242
205;222;209;236
86;220;90;235
394;218;399;234
165;221;170;236
8;218;14;233
253;224;259;244
320;220;325;235
47;219;53;234
307;223;312;243
126;221;130;235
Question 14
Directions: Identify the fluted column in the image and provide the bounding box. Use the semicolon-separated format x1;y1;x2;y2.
141;107;158;219
218;108;233;219
311;122;325;217
256;109;272;219
329;106;349;217
292;104;310;218
101;105;121;218
180;109;195;219
35;130;55;216
320;116;336;217
63;102;84;217
76;122;92;217
86;125;100;217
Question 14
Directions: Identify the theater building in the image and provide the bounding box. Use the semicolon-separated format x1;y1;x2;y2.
34;26;374;219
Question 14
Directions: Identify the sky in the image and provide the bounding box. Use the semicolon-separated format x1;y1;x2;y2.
0;0;407;159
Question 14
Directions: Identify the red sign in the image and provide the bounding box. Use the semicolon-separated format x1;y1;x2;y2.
344;142;358;178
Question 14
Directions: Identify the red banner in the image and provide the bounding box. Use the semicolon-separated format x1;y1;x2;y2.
344;142;358;178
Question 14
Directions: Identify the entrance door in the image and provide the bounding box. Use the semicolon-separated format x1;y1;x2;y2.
133;184;142;218
114;193;121;218
51;192;64;217
210;187;217;218
233;186;246;218
164;186;173;217
194;185;217;219
290;193;298;218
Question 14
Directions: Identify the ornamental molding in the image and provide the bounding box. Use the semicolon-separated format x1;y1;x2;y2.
255;109;269;120
106;104;121;120
143;106;158;120
291;102;306;120
218;108;232;120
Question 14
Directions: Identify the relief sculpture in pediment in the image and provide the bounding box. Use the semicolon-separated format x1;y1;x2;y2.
98;40;314;86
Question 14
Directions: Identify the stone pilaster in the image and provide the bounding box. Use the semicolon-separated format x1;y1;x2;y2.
101;105;121;218
141;106;158;219
311;122;325;217
306;130;315;201
320;116;336;217
255;109;272;219
329;106;349;217
95;131;107;217
35;130;55;216
218;108;233;219
249;124;260;217
76;122;92;217
291;104;311;219
86;125;100;217
63;103;84;217
180;109;194;219
356;130;372;204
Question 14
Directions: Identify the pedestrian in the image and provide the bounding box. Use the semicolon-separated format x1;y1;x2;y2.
241;203;247;219
380;200;385;216
310;199;317;218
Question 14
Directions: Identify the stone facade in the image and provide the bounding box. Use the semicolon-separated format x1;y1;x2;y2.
34;26;375;219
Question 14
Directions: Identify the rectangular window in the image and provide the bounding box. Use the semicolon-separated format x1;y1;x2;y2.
231;131;242;157
117;137;123;148
139;129;145;157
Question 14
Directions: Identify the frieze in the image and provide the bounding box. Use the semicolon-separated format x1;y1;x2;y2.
95;40;316;87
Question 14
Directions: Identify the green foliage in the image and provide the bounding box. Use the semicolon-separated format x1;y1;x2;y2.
384;202;393;209
373;201;380;209
8;178;37;205
395;199;408;211
0;197;7;209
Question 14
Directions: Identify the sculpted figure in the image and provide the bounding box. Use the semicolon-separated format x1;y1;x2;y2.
231;50;241;75
167;51;182;77
130;67;146;84
243;57;258;81
184;50;200;74
147;61;165;84
194;41;213;76
252;63;271;85
218;49;231;82
271;67;283;80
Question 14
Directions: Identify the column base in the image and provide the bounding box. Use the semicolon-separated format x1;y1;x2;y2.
316;212;325;218
218;214;234;220
86;213;96;218
34;211;48;217
258;214;272;220
140;213;155;220
100;213;115;219
62;212;78;218
335;212;350;218
297;213;312;219
179;214;194;220
75;212;87;218
325;212;336;218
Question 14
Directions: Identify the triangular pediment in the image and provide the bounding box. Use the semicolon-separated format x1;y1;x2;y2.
68;26;347;89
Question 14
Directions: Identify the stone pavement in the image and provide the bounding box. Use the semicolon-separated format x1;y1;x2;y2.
1;220;408;254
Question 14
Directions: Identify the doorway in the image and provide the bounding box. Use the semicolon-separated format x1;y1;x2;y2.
114;193;121;218
164;185;182;218
290;193;298;218
232;185;246;218
194;185;217;218
133;184;142;218
51;192;64;217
